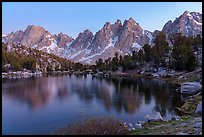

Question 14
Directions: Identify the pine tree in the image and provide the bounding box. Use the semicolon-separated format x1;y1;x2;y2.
171;33;195;71
143;43;152;62
122;55;131;71
152;32;170;67
138;49;144;63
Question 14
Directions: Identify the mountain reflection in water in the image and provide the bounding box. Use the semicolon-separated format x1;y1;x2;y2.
2;74;183;134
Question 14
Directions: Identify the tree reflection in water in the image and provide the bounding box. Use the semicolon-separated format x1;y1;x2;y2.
2;75;183;117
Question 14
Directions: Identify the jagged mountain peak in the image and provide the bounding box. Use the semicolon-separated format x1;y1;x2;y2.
26;25;46;32
14;30;24;33
181;10;202;18
128;17;136;22
54;33;74;48
58;32;68;36
77;29;93;38
180;11;196;20
162;11;202;37
103;22;111;27
115;19;122;24
183;10;190;15
122;17;142;30
3;11;202;65
56;32;73;40
21;25;52;47
69;29;93;49
83;29;93;35
179;11;202;23
126;17;140;26
166;20;173;24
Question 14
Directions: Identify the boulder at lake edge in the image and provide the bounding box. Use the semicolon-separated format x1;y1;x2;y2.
180;82;202;95
145;112;163;122
195;103;202;114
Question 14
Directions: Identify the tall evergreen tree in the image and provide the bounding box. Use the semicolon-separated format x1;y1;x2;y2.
171;33;195;71
143;43;152;62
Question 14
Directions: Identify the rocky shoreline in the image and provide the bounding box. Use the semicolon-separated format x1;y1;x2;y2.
2;70;43;79
127;93;202;135
2;70;72;79
129;115;202;135
92;67;202;85
2;67;202;84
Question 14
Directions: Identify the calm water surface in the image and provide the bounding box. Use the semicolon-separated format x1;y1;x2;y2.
2;74;183;135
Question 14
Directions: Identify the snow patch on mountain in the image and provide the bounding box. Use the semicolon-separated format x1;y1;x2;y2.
110;36;118;47
145;31;153;45
33;44;38;48
78;36;118;63
69;49;84;59
193;19;202;25
132;42;142;52
49;42;58;50
185;12;202;25
39;41;58;54
2;33;7;37
45;35;51;38
85;42;92;55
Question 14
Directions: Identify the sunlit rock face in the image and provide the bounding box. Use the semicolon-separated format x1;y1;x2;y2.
53;32;74;48
162;11;202;37
3;11;202;64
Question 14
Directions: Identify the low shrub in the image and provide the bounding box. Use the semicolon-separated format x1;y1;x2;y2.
53;117;128;135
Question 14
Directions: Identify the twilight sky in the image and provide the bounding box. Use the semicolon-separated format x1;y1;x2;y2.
2;2;202;38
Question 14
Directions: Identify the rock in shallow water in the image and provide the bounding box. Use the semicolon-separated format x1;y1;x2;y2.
124;122;144;130
145;112;163;122
171;115;181;121
134;123;142;129
131;127;135;130
176;132;188;135
128;123;133;127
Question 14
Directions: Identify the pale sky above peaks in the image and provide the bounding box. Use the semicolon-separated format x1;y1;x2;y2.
2;2;202;38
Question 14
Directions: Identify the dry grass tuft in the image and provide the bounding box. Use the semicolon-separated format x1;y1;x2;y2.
53;117;128;135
